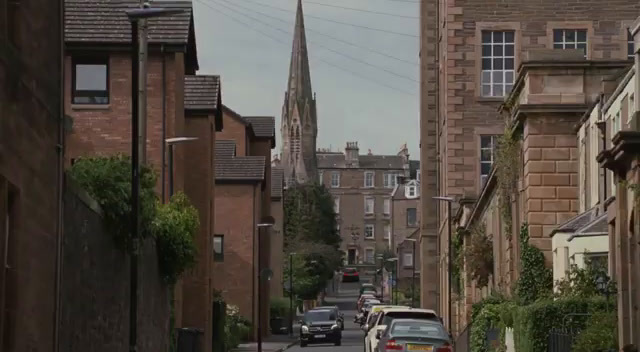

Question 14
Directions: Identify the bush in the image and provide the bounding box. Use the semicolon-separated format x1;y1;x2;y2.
225;304;252;351
515;224;553;304
572;311;617;352
513;297;609;352
270;297;291;319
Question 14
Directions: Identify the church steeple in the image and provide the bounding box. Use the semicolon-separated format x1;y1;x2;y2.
281;0;318;187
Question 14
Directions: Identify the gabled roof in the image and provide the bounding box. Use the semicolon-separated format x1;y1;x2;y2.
185;75;223;130
271;166;284;199
393;180;420;200
317;153;406;169
551;207;600;236
215;140;265;182
244;116;276;148
65;0;193;44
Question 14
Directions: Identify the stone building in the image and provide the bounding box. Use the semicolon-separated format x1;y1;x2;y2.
419;0;640;328
392;178;421;290
0;0;63;350
280;0;318;186
215;105;275;339
318;143;412;265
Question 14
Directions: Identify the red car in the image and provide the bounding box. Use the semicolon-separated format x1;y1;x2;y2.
342;268;360;282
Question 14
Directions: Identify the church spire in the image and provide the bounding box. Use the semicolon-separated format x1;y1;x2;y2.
287;0;313;108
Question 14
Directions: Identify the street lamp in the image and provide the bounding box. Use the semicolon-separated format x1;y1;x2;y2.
288;252;296;337
386;258;399;304
165;137;198;201
256;217;275;352
433;196;455;334
405;239;417;308
596;275;612;311
125;7;186;352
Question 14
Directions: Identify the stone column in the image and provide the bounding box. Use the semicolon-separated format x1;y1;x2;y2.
615;174;631;345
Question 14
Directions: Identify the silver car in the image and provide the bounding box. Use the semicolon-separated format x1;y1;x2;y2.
375;319;452;352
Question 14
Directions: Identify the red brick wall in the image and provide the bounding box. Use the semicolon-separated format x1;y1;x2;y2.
218;111;248;156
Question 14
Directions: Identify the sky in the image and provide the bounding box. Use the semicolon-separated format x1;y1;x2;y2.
192;0;420;158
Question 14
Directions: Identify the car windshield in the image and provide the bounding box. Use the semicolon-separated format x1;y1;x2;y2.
304;310;335;322
390;321;445;338
381;312;439;326
344;268;357;273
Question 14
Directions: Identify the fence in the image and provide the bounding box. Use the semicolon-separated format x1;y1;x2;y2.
455;323;471;352
547;328;579;352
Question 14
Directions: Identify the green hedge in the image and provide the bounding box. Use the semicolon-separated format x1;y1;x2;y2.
270;297;291;319
513;297;609;352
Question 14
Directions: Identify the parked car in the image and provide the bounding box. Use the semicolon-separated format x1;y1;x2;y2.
342;267;360;282
364;307;440;352
357;293;376;311
376;319;452;352
361;305;409;334
299;309;342;347
312;305;344;330
360;283;376;295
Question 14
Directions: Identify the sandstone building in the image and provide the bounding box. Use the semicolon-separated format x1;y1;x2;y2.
317;143;413;264
419;0;640;331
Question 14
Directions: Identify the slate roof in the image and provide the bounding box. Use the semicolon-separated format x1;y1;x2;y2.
317;153;406;169
271;167;284;199
65;0;193;45
243;116;276;138
184;75;220;111
552;207;600;235
215;140;265;181
574;213;608;235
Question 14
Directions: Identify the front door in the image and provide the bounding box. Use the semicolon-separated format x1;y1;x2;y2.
347;249;356;265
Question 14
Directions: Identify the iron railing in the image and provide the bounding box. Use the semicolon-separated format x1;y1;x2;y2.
547;328;579;352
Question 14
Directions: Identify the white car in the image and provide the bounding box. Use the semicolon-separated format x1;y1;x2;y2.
364;307;440;352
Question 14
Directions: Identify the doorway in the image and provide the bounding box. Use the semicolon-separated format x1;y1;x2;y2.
347;249;356;265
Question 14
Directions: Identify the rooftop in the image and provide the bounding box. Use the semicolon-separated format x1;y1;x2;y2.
317;153;407;170
215;140;265;182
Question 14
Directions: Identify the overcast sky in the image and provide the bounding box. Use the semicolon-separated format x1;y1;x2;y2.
192;0;420;158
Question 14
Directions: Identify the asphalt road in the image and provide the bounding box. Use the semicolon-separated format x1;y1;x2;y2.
289;280;366;352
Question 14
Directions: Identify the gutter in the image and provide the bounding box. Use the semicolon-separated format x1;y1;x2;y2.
161;44;167;202
251;183;257;336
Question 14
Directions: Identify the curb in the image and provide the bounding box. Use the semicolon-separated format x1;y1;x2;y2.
280;340;299;351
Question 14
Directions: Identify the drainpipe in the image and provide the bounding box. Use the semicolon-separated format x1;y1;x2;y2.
597;94;607;215
252;184;257;338
161;44;167;202
53;0;66;350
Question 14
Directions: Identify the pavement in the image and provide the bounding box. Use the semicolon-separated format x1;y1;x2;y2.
232;276;370;352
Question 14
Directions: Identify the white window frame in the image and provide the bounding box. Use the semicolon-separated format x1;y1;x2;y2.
628;29;635;59
318;171;324;184
365;248;375;264
364;224;375;239
365;197;375;215
553;29;587;57
383;198;391;215
407;185;417;198
384;173;398;188
480;135;497;186
334;196;340;214
407;208;417;227
403;253;413;267
384;224;391;239
481;30;515;97
364;171;375;188
331;171;340;188
416;170;421;182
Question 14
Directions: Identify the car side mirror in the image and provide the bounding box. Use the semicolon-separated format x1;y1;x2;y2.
362;324;369;331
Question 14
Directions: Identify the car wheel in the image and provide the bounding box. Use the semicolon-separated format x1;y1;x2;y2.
335;339;342;346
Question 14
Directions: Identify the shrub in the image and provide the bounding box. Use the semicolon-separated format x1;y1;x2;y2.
515;224;552;304
465;224;493;288
270;297;291;319
572;311;617;352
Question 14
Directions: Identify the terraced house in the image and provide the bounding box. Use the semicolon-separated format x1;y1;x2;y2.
419;0;640;336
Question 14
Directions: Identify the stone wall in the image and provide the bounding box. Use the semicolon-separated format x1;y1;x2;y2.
59;179;169;352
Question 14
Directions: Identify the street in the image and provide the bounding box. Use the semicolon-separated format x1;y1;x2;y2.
289;280;365;352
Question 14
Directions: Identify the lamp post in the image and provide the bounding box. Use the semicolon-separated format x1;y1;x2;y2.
125;7;185;352
256;218;275;352
386;258;398;304
165;137;198;201
405;239;417;308
433;196;455;334
596;275;612;311
288;252;296;337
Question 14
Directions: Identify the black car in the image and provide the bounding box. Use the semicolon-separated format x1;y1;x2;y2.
312;306;344;330
299;309;342;347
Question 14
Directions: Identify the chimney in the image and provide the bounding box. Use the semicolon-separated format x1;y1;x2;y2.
345;141;359;167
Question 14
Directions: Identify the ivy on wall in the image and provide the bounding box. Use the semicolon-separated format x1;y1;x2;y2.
495;125;520;240
514;223;552;305
452;228;466;295
464;224;493;288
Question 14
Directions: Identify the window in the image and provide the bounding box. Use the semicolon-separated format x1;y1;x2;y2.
365;197;375;215
585;252;608;271
364;171;375;188
407;208;417;227
553;29;587;57
407;185;417;198
72;56;110;104
481;30;515;97
403;253;414;268
364;224;375;239
384;224;391;239
611;111;622;136
7;0;21;49
213;235;224;262
333;196;340;214
628;30;635;59
480;136;497;186
318;171;324;184
383;198;391;215
384;173;398;188
416;170;421;182
330;171;340;188
365;248;375;264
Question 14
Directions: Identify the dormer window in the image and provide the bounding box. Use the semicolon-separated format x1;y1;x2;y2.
408;186;416;197
404;181;418;199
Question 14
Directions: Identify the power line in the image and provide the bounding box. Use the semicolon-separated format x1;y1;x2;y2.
194;0;417;96
304;1;418;19
213;0;418;82
218;0;418;66
233;0;419;38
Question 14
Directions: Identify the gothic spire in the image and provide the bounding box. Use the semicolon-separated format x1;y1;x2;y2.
287;0;313;109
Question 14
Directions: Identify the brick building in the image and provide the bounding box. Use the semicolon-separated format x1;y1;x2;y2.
63;0;222;349
270;166;285;297
419;0;640;328
317;143;413;265
0;0;63;350
215;105;276;339
392;179;421;289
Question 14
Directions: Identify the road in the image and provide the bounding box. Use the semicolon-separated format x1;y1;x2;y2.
289;280;365;352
